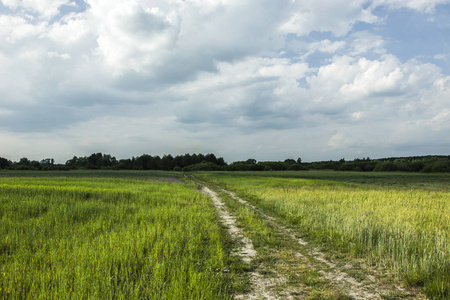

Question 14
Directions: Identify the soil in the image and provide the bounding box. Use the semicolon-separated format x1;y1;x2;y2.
193;176;427;299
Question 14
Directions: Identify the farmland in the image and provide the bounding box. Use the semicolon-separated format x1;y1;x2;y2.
196;171;449;299
0;173;232;299
0;170;449;299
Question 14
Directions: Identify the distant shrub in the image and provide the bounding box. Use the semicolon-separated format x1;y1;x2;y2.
287;164;304;171
431;161;450;173
339;162;360;172
183;162;222;172
373;162;398;172
409;161;425;172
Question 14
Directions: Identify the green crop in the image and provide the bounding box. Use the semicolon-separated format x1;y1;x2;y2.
0;177;231;299
198;173;450;299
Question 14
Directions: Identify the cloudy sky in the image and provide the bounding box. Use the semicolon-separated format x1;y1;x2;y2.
0;0;449;163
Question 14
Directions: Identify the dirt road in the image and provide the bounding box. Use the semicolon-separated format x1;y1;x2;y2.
191;176;426;299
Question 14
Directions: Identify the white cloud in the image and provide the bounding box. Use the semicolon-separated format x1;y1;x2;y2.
93;1;180;74
46;12;92;45
371;0;450;13
1;0;71;19
434;53;448;60
47;51;70;59
0;0;449;162
306;54;442;102
432;109;450;123
340;56;405;98
299;39;346;60
170;56;311;130
77;0;290;82
309;40;346;54
280;0;378;36
349;31;386;55
0;109;13;116
0;15;45;43
327;133;359;150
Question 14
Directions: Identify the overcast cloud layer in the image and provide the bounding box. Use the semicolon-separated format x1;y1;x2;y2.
0;0;449;163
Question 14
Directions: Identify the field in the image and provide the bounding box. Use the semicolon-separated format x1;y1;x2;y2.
196;171;450;299
0;172;232;299
0;170;449;299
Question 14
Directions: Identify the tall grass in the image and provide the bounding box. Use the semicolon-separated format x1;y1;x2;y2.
200;174;450;299
0;177;230;299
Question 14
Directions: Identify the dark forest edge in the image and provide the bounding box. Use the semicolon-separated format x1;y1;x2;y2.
1;153;450;173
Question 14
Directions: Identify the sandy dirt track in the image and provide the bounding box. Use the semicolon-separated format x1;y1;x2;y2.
192;176;426;299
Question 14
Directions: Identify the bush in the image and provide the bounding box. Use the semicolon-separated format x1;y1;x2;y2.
431;161;450;173
373;162;398;172
339;162;361;172
183;162;222;172
288;164;304;171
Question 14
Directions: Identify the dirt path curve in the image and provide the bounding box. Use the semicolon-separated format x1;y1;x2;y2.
220;187;425;300
201;185;257;263
189;175;425;299
222;189;383;299
187;175;285;299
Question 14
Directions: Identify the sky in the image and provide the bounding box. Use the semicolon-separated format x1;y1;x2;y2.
0;0;449;164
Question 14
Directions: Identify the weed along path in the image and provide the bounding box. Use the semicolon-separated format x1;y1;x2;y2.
190;175;284;299
201;185;257;263
190;175;427;300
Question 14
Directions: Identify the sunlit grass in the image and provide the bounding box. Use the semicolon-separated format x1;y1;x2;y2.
0;177;231;299
199;174;450;299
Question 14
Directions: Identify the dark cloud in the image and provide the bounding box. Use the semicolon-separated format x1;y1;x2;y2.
0;105;86;132
0;0;449;162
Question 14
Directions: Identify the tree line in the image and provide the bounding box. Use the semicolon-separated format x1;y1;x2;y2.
0;153;226;171
0;153;449;173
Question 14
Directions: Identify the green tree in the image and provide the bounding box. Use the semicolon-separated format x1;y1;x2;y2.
284;159;296;165
205;153;218;165
0;157;12;169
41;158;54;165
373;162;397;172
160;154;174;170
18;157;31;166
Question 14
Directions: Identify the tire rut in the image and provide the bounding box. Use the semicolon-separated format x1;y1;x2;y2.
189;176;285;299
201;185;257;263
220;187;425;300
189;176;425;299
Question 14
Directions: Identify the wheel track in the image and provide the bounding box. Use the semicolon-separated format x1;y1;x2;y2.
189;175;425;299
188;175;286;299
220;187;425;300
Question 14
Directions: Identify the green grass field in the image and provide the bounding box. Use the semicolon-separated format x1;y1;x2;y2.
197;171;450;299
1;170;449;299
0;174;232;299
